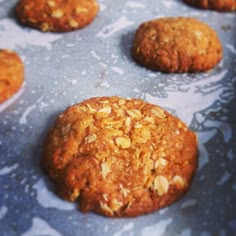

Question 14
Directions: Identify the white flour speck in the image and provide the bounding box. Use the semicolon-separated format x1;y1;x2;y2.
99;3;107;11
227;149;234;160
133;88;140;93
163;1;177;9
100;81;110;88
24;184;30;193
114;222;134;236
217;171;231;185
22;217;62;236
0;206;8;220
147;73;157;78
81;70;87;75
96;16;134;39
66;43;75;47
70;79;78;85
181;199;197;209
226;44;236;55
19;104;36;125
111;54;118;59
99;62;107;68
104;224;109;232
125;2;145;8
0;163;18;176
39;101;49;109
20;178;27;185
200;231;212;236
178;228;192;236
159;208;169;215
111;66;124;75
91;50;101;60
142;218;173;236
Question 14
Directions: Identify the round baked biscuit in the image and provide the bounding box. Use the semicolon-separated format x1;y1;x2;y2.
0;49;24;104
15;0;99;32
132;17;222;73
184;0;236;11
42;96;198;217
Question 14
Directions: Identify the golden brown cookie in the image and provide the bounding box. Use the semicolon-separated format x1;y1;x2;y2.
15;0;99;32
42;96;198;217
183;0;236;11
0;49;24;104
132;17;222;73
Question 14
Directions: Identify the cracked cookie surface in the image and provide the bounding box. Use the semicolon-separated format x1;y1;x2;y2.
184;0;236;11
15;0;99;32
42;96;198;217
132;17;222;73
0;49;24;104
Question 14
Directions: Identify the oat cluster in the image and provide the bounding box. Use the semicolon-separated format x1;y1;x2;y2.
42;96;198;217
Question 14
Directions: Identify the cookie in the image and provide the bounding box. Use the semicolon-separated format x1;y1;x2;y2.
132;17;222;73
183;0;236;11
0;49;24;104
42;96;198;217
15;0;99;32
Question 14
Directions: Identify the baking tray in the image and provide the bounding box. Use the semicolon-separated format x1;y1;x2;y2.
0;0;236;235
